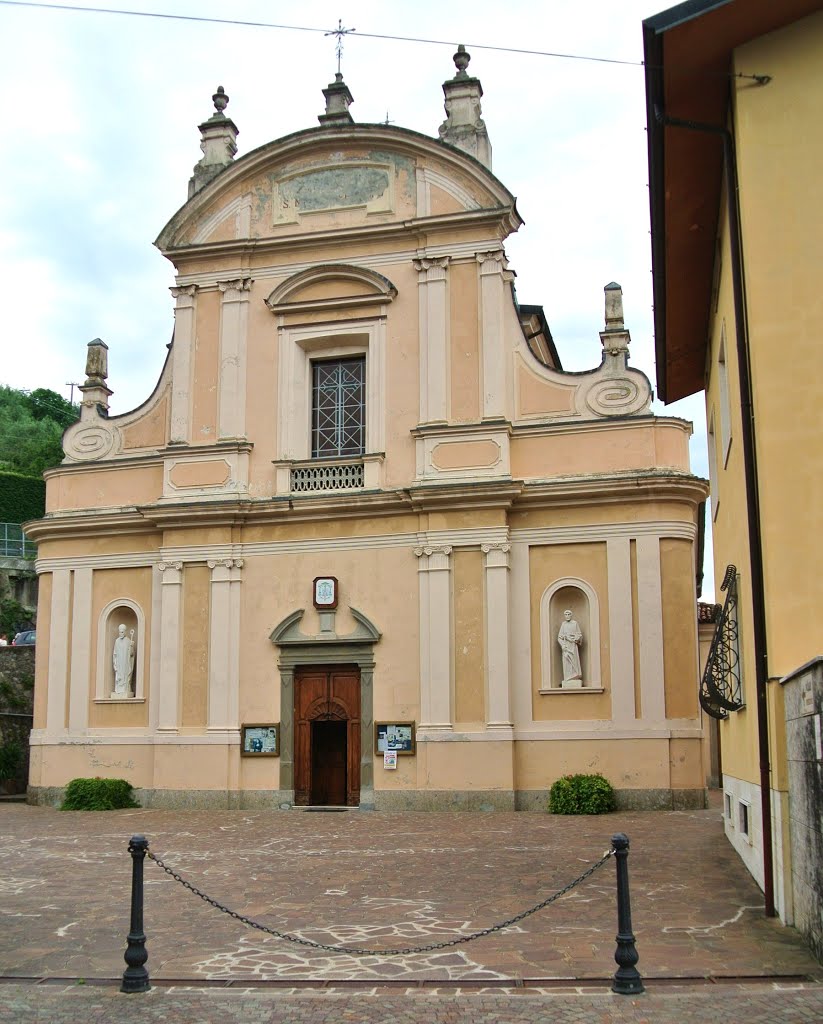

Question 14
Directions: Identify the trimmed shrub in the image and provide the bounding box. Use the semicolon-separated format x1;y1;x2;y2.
0;739;23;781
549;773;616;815
61;777;140;811
0;472;46;524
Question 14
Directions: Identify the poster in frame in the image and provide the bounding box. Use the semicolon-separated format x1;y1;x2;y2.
374;721;416;756
241;723;280;757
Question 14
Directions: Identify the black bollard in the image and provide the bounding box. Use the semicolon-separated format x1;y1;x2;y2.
611;833;644;995
121;834;151;993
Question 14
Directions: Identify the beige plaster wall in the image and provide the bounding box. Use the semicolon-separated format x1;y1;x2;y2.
660;538;699;720
449;260;480;421
46;465;163;512
453;549;485;725
511;421;691;480
181;565;210;728
515;738;673;792
190;289;220;445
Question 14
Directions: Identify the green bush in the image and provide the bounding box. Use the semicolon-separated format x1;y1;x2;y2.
549;773;616;815
0;740;23;781
61;777;140;811
0;471;46;524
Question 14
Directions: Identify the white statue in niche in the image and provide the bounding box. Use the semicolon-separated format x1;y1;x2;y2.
557;609;583;687
112;624;136;697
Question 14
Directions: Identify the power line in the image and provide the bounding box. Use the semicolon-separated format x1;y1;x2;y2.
0;2;772;86
0;0;643;68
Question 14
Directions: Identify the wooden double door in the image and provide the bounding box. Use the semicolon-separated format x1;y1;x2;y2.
294;665;361;806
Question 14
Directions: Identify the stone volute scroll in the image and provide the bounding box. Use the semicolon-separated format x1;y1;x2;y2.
112;623;136;698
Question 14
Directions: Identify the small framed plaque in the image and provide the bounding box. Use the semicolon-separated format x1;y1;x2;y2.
313;576;339;610
241;723;280;757
374;721;416;756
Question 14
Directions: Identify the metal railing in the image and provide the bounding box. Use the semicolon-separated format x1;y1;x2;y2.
0;524;36;560
699;564;744;720
290;460;365;493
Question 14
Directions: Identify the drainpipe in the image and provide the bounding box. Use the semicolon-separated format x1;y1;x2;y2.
656;106;775;918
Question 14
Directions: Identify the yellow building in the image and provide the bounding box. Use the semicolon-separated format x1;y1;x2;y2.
27;51;707;812
644;0;823;925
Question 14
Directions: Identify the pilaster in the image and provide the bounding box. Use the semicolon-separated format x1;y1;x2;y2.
46;569;71;736
636;536;667;723
482;543;513;731
414;257;450;424
477;251;511;419
217;279;252;441
415;545;454;731
67;567;92;734
169;286;198;445
207;558;243;730
607;538;637;723
157;561;183;732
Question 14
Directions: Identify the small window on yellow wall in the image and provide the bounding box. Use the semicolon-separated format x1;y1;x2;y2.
718;326;732;466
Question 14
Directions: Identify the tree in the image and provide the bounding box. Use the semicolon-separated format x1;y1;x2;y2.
0;386;78;478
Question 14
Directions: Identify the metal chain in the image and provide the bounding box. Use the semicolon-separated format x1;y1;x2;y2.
148;847;614;957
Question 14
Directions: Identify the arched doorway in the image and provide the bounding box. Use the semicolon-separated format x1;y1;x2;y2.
270;607;381;810
294;666;361;806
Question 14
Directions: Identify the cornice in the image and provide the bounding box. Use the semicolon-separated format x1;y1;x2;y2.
514;472;709;510
24;510;151;544
406;480;523;512
161;208;513;268
411;418;513;439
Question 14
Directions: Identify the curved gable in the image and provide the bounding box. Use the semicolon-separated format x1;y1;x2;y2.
155;125;520;254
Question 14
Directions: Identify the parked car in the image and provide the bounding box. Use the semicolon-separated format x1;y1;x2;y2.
12;630;35;646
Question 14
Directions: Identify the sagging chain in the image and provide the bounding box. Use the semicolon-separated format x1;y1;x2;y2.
148;847;614;957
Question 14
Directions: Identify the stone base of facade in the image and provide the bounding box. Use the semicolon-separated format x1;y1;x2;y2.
28;784;707;813
373;789;516;812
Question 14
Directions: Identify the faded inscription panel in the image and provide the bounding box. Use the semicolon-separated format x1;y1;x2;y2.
273;164;392;224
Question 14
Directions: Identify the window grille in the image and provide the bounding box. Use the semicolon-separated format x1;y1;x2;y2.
699;565;744;720
290;461;364;493
311;358;365;459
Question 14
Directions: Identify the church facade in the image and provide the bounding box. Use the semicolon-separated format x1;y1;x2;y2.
27;52;708;810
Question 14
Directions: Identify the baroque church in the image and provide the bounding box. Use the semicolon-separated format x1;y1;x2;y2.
27;50;708;810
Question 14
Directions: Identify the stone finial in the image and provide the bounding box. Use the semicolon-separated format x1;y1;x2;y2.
453;43;471;78
600;283;630;357
319;72;354;126
84;338;108;385
79;338;112;418
438;45;492;169
604;282;624;331
188;85;239;199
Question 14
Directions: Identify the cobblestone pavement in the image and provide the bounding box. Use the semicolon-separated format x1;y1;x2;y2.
0;800;820;1023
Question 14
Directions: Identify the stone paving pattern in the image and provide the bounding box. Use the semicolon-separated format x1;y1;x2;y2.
1;801;821;1020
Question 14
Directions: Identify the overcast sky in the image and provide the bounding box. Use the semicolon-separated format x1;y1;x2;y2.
0;0;713;595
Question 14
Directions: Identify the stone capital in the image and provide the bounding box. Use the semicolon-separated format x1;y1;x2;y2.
170;284;198;305
476;250;509;275
413;256;450;281
217;277;252;299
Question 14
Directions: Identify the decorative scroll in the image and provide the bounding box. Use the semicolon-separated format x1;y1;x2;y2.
699;565;743;720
